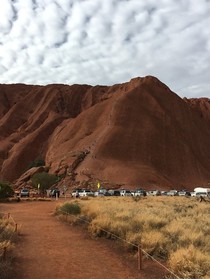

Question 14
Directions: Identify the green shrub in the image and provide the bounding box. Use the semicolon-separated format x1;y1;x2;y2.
31;172;59;192
56;202;81;215
0;182;14;199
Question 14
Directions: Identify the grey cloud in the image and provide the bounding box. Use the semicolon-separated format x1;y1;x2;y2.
0;1;14;34
0;64;7;74
0;0;210;98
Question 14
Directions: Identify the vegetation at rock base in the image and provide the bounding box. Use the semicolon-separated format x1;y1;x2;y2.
25;159;45;172
0;181;14;199
31;172;59;192
57;196;210;279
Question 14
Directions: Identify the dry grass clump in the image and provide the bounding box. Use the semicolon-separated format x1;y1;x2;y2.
57;196;210;278
0;219;17;242
88;216;113;238
141;230;169;259
168;245;210;279
0;216;16;278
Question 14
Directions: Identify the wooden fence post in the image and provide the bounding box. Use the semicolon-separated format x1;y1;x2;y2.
3;247;6;261
138;244;142;270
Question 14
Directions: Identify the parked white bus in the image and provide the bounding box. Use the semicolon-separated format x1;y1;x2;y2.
194;187;210;197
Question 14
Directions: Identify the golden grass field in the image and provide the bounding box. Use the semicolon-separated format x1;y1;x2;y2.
57;196;210;279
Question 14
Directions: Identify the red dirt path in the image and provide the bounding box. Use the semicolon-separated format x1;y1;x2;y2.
0;200;168;279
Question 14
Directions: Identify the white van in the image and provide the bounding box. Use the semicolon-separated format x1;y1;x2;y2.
71;189;94;197
194;187;210;197
79;189;94;197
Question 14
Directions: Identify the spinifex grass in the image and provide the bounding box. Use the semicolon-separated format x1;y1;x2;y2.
0;216;16;279
57;196;210;278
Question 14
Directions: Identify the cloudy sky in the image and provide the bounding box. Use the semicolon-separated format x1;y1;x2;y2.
0;0;210;98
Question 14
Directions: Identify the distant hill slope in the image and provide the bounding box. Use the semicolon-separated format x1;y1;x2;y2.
0;76;210;191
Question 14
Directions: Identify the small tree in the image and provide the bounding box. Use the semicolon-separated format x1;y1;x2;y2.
26;159;45;171
31;172;59;193
0;181;14;198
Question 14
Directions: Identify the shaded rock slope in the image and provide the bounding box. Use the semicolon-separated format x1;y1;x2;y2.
0;76;210;191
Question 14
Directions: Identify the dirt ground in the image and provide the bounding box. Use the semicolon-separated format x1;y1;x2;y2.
0;199;168;279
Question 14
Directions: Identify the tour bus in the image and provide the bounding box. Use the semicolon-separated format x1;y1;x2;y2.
194;187;210;197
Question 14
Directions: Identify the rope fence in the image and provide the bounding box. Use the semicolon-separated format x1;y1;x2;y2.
59;209;181;279
0;212;20;261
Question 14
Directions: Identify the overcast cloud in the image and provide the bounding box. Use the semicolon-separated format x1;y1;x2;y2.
0;0;210;98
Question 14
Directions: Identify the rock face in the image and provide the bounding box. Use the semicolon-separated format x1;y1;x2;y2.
0;76;210;191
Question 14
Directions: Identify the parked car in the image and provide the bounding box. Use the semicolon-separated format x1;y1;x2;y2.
50;189;60;198
108;190;121;196
194;187;210;197
71;189;83;197
195;192;209;197
95;189;112;196
20;189;30;197
167;190;178;196
134;189;147;197
178;191;191;196
147;190;161;196
120;189;132;196
190;191;196;197
78;189;94;197
161;191;168;196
